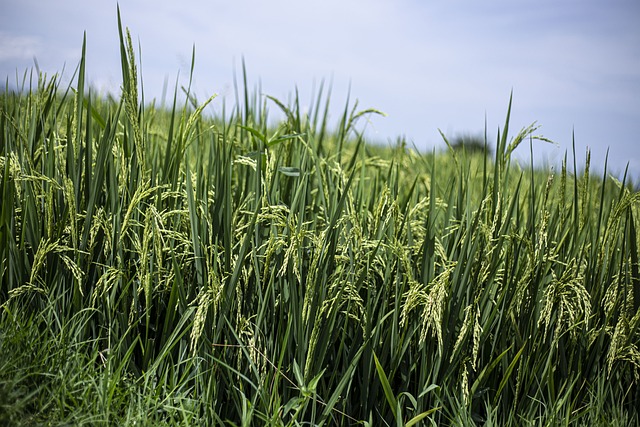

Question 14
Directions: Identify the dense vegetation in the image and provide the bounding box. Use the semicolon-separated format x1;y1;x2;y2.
1;18;639;426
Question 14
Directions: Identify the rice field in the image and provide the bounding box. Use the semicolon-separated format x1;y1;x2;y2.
1;17;639;426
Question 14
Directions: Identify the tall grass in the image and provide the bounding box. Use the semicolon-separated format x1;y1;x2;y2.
1;13;639;426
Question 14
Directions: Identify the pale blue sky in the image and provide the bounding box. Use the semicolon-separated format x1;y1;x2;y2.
2;1;639;178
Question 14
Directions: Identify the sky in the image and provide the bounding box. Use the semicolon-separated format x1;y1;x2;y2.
2;0;639;179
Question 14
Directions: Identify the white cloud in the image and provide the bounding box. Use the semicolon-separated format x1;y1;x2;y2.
0;33;41;61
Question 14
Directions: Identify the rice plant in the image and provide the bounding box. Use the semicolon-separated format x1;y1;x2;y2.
1;11;639;426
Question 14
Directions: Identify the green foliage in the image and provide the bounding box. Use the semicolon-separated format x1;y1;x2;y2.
448;132;492;155
1;15;639;426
